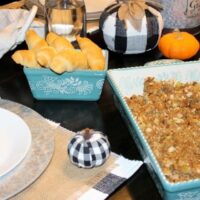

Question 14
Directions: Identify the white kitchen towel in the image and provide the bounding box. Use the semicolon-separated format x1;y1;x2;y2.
0;6;39;59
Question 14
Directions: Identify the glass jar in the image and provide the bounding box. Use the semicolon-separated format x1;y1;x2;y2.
159;0;200;35
45;0;86;40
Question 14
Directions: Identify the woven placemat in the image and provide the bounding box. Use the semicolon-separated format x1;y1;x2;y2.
0;99;143;200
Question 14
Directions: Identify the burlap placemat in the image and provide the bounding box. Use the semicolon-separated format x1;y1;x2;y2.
11;126;143;200
0;98;142;200
11;125;118;200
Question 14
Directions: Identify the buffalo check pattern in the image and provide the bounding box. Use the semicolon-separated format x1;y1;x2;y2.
68;132;110;168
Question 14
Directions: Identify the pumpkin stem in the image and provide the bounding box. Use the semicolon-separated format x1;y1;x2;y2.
83;128;92;140
174;28;183;40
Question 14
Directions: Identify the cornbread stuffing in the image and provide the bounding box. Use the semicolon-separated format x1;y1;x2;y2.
125;77;200;183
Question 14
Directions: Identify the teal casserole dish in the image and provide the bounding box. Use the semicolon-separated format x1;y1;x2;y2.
107;61;200;200
23;50;108;101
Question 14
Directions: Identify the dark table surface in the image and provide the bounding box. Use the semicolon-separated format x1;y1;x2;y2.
1;31;199;200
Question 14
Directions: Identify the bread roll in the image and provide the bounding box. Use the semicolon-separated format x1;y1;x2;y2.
36;46;57;67
12;50;41;68
46;32;74;52
25;29;48;52
46;32;58;46
49;49;88;74
76;36;105;70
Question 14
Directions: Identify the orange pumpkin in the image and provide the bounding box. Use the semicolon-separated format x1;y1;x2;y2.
158;30;200;60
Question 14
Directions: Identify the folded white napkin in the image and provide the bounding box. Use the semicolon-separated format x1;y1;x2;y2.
0;6;38;59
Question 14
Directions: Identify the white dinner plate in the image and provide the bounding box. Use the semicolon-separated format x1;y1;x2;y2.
0;108;31;178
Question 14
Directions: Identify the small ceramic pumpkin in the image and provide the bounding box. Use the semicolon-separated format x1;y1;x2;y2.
68;128;110;168
158;30;200;60
99;2;163;54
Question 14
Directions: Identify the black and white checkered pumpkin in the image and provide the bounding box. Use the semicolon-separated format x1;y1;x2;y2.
67;128;110;168
99;3;163;54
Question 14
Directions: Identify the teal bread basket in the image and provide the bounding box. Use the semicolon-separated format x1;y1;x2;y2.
23;50;108;101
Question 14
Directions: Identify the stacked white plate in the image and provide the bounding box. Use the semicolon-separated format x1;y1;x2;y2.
0;99;55;200
0;108;32;178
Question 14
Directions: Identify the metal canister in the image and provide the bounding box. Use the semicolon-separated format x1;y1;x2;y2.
159;0;200;35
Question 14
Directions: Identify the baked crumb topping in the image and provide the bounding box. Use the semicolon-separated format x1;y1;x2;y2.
125;77;200;183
